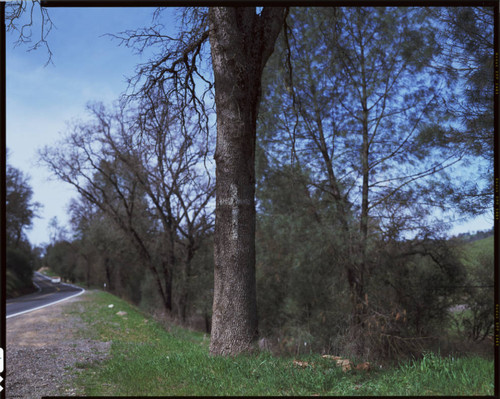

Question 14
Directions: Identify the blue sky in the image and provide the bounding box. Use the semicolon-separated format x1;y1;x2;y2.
6;6;176;247
6;6;494;248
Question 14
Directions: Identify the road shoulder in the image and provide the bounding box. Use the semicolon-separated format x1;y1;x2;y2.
6;292;111;398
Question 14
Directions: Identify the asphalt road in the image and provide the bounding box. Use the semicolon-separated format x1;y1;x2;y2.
6;272;85;318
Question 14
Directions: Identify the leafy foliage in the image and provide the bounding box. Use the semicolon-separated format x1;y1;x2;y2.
256;162;353;354
256;6;493;360
6;247;35;298
6;163;41;247
453;237;494;342
5;160;42;297
45;241;78;282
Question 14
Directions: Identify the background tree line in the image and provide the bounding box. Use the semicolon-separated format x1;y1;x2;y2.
8;6;492;362
4;153;43;298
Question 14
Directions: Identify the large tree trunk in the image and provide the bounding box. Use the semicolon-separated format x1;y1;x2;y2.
208;7;285;356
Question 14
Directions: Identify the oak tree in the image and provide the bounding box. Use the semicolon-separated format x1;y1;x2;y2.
119;6;287;355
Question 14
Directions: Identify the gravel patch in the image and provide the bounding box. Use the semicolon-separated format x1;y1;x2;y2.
6;293;111;399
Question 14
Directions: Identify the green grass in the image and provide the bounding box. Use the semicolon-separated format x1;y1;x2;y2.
467;235;493;252
65;290;494;396
460;235;494;269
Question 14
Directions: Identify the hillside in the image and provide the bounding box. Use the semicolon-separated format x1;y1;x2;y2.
460;235;494;272
454;229;494;243
465;235;494;255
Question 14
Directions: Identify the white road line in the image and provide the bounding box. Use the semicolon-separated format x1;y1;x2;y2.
6;287;85;319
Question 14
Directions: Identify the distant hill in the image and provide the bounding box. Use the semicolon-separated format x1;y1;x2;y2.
453;228;494;243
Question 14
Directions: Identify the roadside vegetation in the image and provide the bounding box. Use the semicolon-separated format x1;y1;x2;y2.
66;290;494;396
5;161;43;298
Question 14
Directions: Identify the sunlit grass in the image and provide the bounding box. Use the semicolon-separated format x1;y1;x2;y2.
66;290;494;396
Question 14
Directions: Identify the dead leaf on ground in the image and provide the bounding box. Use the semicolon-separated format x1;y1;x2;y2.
355;362;371;371
321;355;354;372
338;359;352;372
293;360;315;368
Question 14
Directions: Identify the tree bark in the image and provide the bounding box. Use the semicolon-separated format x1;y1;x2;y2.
161;259;173;312
358;38;369;324
350;36;370;355
104;257;114;291
208;7;285;356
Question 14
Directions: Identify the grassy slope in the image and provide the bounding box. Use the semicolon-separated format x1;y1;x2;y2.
65;290;494;396
461;235;493;263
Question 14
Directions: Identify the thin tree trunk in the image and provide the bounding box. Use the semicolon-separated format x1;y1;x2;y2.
356;103;369;326
104;257;114;291
162;259;173;312
350;36;370;356
358;42;369;322
179;242;194;323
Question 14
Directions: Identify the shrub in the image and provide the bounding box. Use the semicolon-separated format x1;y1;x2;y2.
6;247;34;297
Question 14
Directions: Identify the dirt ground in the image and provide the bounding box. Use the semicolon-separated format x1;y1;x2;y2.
5;293;111;399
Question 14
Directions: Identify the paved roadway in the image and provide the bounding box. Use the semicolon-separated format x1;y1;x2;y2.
6;272;85;318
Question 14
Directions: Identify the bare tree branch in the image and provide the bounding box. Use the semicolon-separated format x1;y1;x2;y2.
5;0;54;65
